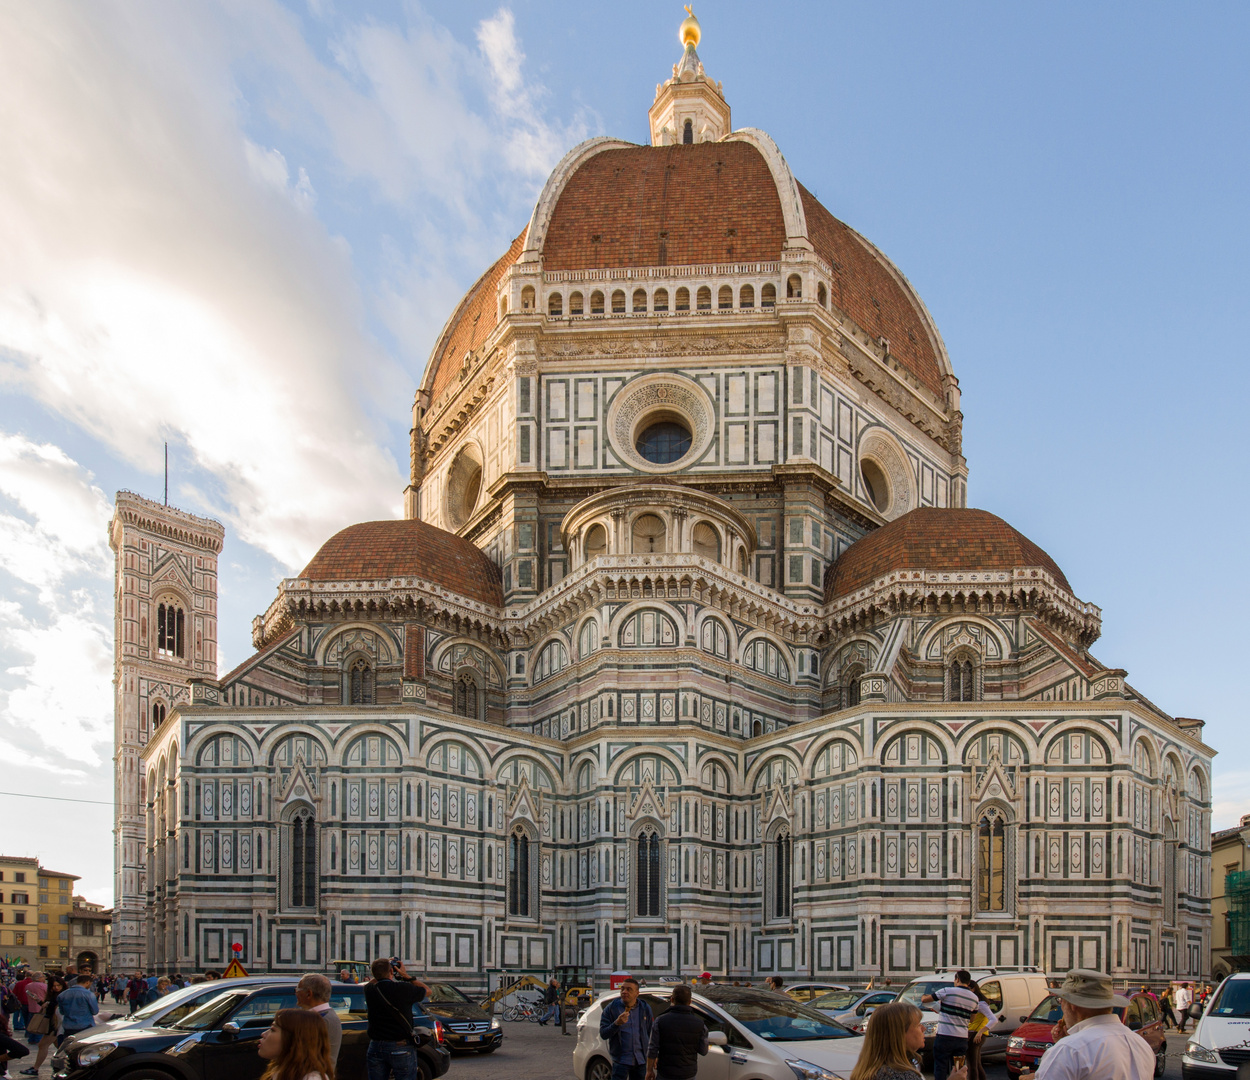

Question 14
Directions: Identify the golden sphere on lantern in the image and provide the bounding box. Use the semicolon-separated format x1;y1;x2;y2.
679;6;701;49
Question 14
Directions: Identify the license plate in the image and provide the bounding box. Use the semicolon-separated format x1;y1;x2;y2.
464;1035;481;1043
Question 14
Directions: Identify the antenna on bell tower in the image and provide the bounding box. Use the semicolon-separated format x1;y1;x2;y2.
164;442;169;506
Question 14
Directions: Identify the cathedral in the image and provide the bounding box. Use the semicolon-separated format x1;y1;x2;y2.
112;13;1213;987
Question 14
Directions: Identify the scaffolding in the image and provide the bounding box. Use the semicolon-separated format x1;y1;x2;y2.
1228;869;1250;970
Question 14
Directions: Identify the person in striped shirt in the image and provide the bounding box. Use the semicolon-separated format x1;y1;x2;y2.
922;970;997;1080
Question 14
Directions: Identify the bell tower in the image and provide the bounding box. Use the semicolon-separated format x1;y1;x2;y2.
109;491;223;971
649;8;731;146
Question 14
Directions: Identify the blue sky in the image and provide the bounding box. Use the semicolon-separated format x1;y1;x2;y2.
1;1;1247;905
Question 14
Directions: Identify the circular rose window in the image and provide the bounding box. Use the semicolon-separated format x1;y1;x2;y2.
607;374;714;473
636;419;691;464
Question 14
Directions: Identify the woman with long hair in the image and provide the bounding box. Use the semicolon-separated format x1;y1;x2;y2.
257;1008;335;1080
964;980;998;1080
21;975;67;1075
850;1002;968;1080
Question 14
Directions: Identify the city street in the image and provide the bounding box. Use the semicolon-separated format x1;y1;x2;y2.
449;1016;1186;1080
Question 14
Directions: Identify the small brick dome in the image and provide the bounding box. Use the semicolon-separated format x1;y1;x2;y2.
824;508;1071;602
300;520;503;606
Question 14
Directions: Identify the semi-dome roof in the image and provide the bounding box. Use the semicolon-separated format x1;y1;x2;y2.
300;519;503;606
824;508;1071;603
423;135;949;405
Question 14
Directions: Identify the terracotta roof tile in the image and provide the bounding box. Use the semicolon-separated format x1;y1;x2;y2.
825;507;1071;602
300;520;502;607
542;142;785;270
428;230;527;402
799;185;944;399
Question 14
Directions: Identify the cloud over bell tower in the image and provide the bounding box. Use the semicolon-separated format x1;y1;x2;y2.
649;8;731;146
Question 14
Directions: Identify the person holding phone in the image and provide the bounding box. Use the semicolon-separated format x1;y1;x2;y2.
363;958;430;1080
598;978;654;1080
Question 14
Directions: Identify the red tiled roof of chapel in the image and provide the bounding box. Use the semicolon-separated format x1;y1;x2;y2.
300;520;503;607
825;507;1071;602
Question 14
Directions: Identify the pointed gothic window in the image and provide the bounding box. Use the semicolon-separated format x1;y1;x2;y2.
771;829;793;920
977;810;1006;912
157;602;185;659
949;658;976;702
635;829;662;917
454;673;479;719
683;119;693;144
152;702;166;729
289;807;317;909
349;658;374;705
508;829;531;917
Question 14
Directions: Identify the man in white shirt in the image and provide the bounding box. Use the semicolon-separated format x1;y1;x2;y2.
1173;982;1192;1034
922;970;997;1080
1027;969;1154;1080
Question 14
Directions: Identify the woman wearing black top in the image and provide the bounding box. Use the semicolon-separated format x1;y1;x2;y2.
21;976;66;1075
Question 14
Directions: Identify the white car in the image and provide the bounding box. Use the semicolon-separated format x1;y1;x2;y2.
808;989;900;1032
1182;971;1250;1079
574;985;865;1080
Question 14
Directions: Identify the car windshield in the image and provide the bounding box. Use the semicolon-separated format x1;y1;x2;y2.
423;983;472;1004
702;988;855;1042
1210;980;1250;1019
130;983;211;1021
172;991;250;1030
898;980;951;1008
808;991;858;1010
1028;995;1064;1024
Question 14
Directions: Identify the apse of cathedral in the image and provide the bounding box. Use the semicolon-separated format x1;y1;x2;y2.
111;12;1213;984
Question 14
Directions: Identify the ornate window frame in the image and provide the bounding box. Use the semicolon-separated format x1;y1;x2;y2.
629;820;666;923
972;802;1014;918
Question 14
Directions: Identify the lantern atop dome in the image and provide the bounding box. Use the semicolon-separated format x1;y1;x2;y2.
649;7;730;146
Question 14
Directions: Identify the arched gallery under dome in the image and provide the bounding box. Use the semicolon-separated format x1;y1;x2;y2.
114;12;1212;985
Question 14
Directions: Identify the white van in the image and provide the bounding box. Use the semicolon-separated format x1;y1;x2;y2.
1181;971;1250;1079
896;967;1052;1060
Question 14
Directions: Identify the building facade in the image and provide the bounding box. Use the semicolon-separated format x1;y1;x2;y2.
37;868;79;965
125;15;1214;986
1211;816;1250;978
0;855;39;961
70;898;112;974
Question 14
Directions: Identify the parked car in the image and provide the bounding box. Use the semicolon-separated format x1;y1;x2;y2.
50;980;451;1080
783;982;852;1003
59;977;285;1054
417;980;503;1053
1006;989;1167;1079
1181;971;1250;1079
574;984;864;1080
897;967;1052;1065
808;989;899;1032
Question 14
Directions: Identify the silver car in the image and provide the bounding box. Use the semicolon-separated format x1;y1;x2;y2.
574;985;864;1080
808;990;899;1033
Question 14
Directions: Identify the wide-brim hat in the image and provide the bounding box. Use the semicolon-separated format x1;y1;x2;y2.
1055;968;1130;1009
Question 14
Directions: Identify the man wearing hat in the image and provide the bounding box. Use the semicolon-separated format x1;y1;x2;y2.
1026;969;1155;1080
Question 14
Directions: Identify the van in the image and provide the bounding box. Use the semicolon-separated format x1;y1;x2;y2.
897;967;1053;1061
1181;971;1250;1079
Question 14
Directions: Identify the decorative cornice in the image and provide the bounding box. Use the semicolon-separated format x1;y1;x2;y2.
111;491;225;554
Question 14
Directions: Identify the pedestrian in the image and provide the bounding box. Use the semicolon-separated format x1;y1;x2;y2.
52;975;99;1044
363;958;430;1080
1174;982;1192;1034
1025;968;1153;1080
1159;987;1177;1030
126;973;145;1015
538;978;560;1026
598;977;655;1080
921;969;995;1080
764;976;784;993
696;973;713;989
257;1008;335;1080
850;1001;966;1080
11;973;32;1037
22;974;46;1046
154;977;172;998
644;984;707;1080
21;974;66;1075
964;980;1000;1080
296;975;342;1067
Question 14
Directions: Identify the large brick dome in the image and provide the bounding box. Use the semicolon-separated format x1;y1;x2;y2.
824;507;1071;602
423;134;949;406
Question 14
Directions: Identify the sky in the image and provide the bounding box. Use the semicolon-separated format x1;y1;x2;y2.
1;1;1247;908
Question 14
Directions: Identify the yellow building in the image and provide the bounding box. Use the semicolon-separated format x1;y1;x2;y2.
0;855;39;963
37;868;80;966
1211;815;1250;979
70;897;112;974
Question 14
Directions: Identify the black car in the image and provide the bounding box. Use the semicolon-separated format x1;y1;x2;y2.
51;980;451;1080
418;981;503;1054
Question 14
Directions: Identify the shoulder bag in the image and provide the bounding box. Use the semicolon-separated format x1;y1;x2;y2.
374;982;422;1047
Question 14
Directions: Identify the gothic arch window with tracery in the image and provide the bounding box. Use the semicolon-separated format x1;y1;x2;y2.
286;806;317;910
948;653;977;702
347;657;374;705
453;672;481;720
844;665;864;709
768;826;793;921
634;828;663;918
156;600;185;659
975;807;1008;913
507;827;534;918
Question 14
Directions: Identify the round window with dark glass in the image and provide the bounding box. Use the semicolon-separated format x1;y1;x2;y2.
635;420;691;464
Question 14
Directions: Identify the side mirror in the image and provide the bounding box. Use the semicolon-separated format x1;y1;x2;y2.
221;1022;240;1041
1128;1021;1142;1031
1019;1015;1028;1024
707;1031;728;1047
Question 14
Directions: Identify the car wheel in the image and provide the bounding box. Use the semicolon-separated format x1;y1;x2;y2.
1154;1047;1167;1079
112;1071;180;1080
586;1056;613;1080
417;1063;431;1080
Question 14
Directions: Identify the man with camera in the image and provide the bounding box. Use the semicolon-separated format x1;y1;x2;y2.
364;957;431;1080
